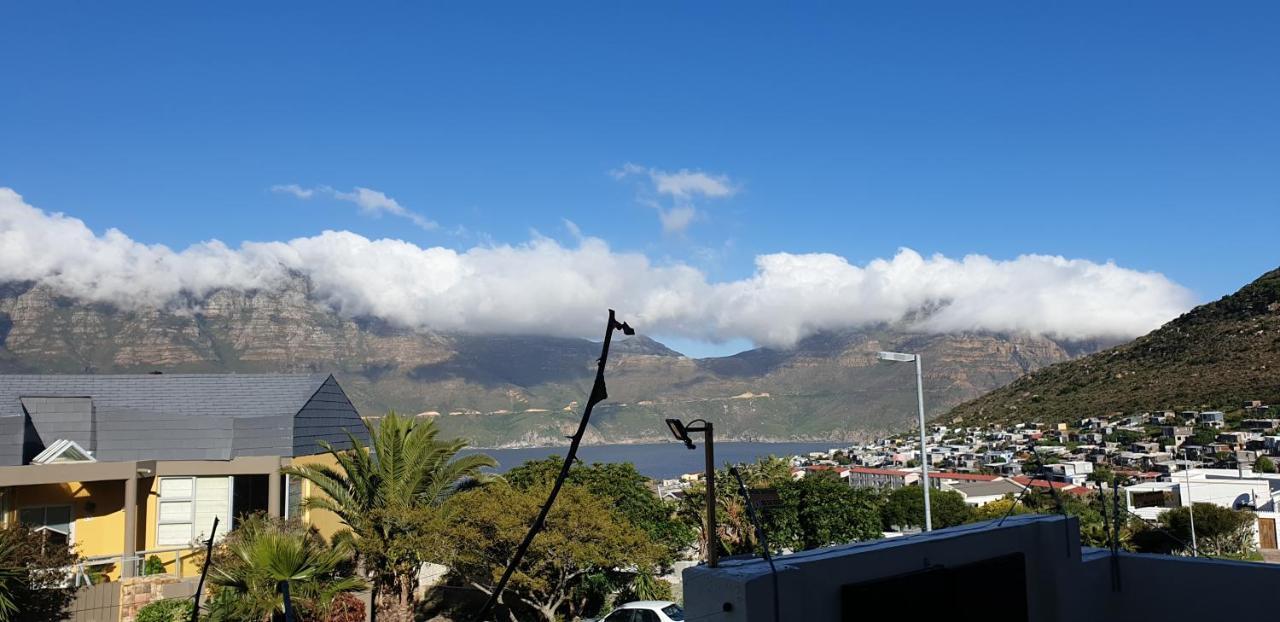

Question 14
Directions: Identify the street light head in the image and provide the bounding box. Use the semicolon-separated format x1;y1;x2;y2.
665;418;696;449
877;351;916;363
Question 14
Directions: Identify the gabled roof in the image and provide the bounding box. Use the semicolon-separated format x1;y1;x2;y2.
0;374;368;466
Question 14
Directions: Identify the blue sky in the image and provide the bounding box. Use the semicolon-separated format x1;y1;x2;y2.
2;3;1277;356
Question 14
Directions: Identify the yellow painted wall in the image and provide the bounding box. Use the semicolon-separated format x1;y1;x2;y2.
11;482;128;581
4;454;355;581
290;452;349;540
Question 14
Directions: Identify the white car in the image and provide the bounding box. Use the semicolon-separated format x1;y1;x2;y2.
594;600;685;622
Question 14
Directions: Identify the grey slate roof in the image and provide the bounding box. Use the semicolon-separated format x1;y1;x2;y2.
0;374;369;466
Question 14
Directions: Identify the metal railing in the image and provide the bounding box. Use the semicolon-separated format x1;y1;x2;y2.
74;545;203;586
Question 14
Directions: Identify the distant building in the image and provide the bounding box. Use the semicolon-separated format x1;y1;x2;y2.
843;467;918;489
950;479;1025;507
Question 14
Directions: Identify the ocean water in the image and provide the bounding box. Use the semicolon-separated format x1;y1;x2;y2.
458;442;843;480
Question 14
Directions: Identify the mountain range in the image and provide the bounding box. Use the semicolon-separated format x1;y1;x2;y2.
0;276;1102;447
945;267;1280;426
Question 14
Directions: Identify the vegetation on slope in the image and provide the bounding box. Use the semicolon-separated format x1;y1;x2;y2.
945;267;1280;426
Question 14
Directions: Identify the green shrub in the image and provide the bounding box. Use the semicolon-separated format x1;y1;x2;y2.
134;598;194;622
142;555;167;576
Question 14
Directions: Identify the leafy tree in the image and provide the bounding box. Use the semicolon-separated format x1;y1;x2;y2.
1134;503;1258;559
444;483;662;622
766;470;881;550
676;473;756;559
506;458;694;563
1190;428;1218;446
281;412;495;622
1255;456;1277;473
675;456;809;560
0;524;79;622
737;456;795;487
204;516;365;622
1087;466;1115;485
969;496;1029;522
881;485;973;530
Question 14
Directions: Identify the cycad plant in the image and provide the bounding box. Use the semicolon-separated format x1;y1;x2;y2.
281;411;495;622
206;516;364;622
0;539;19;622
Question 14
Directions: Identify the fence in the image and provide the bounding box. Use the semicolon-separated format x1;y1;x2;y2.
65;581;121;622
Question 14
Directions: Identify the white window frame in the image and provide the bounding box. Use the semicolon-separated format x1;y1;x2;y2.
18;504;75;543
156;476;234;547
156;477;196;547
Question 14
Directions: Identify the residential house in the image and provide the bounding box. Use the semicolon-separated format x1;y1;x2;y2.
1043;461;1094;486
1200;411;1227;429
1124;468;1280;550
1162;426;1193;447
1243;419;1280;433
0;374;368;580
842;467;918;490
950;479;1025;507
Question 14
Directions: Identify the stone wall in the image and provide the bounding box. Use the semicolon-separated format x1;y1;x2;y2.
119;576;196;622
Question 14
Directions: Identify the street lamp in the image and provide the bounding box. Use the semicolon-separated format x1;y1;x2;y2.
666;418;718;566
878;351;932;532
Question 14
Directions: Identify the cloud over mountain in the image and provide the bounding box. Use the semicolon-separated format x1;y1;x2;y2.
0;187;1196;347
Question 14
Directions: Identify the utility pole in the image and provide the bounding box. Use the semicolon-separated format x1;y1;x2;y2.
1184;450;1198;556
665;418;718;566
704;422;718;567
915;354;932;532
877;351;932;531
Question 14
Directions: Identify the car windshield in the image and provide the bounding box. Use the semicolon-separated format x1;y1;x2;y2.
662;604;685;621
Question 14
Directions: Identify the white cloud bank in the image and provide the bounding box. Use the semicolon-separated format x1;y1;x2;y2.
272;184;438;231
0;187;1196;347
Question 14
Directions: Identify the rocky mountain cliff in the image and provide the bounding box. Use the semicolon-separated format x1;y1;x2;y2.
944;267;1280;426
0;277;1096;447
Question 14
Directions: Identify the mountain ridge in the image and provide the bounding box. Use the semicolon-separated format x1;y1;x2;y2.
0;276;1102;447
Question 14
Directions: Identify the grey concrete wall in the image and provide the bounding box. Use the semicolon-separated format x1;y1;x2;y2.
683;514;1280;622
682;515;1083;622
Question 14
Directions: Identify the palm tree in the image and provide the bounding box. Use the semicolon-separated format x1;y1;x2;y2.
281;412;495;622
207;517;364;622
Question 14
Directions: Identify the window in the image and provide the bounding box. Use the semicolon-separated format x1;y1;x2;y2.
18;505;73;546
603;610;635;622
1131;490;1177;509
156;476;231;546
662;604;685;621
285;474;303;520
633;610;660;622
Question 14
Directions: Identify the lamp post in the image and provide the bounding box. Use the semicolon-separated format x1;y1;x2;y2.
666;418;718;566
1183;449;1198;556
878;351;932;532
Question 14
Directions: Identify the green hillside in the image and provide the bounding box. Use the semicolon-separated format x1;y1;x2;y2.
944;267;1280;426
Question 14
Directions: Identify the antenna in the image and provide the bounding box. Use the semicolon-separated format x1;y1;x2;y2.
729;466;781;622
476;309;633;620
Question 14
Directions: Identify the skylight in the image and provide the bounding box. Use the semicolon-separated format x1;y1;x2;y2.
31;439;96;464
